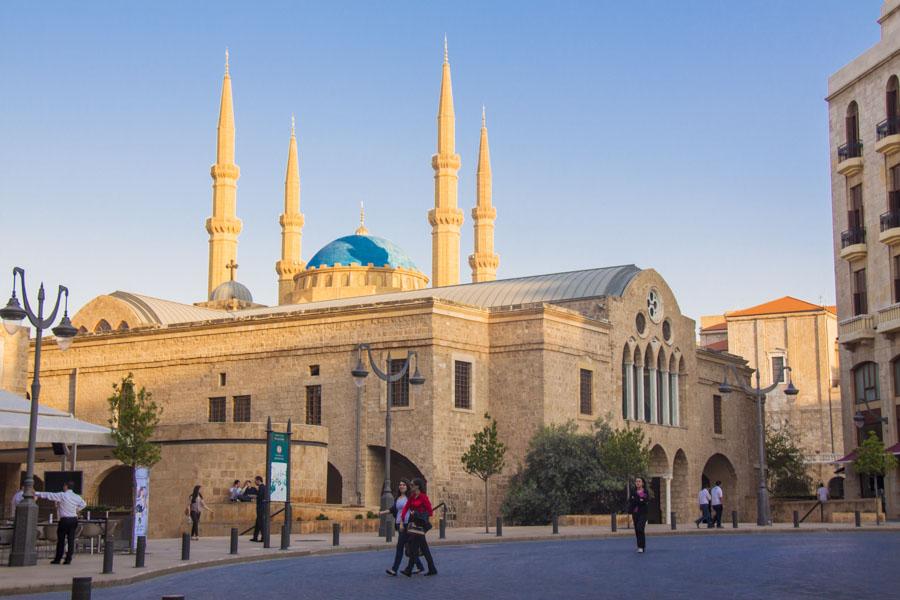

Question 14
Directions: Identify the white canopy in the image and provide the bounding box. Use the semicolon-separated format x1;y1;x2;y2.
0;390;115;446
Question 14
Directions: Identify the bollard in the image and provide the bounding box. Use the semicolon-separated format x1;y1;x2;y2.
161;596;185;600
181;533;190;561
854;510;861;527
670;512;677;530
793;510;799;528
230;527;238;555
135;536;146;568
552;514;559;535
386;521;393;543
732;510;738;529
496;516;503;537
333;522;341;546
102;538;114;574
71;577;92;600
611;512;617;532
280;523;290;550
439;518;446;539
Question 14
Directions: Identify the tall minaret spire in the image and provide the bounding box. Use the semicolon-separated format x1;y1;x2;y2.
428;36;464;287
276;114;305;305
469;106;499;282
206;49;243;297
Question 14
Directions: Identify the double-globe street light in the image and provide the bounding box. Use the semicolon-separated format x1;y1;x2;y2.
351;344;424;539
718;363;798;527
0;267;78;566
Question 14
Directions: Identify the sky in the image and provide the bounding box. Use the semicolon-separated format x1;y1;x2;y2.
0;1;885;322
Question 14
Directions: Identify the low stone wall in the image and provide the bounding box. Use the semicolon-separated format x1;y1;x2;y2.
770;498;882;523
186;502;381;537
560;514;631;528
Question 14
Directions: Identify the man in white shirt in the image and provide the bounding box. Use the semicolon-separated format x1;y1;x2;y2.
711;481;724;529
694;485;712;528
9;486;24;520
36;481;86;564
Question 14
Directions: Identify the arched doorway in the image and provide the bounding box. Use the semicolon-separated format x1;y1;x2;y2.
97;466;133;509
367;446;425;503
672;449;690;521
828;476;845;500
647;444;669;524
701;453;737;504
327;463;343;504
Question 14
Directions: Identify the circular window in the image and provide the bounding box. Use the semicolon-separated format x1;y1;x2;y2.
635;312;646;335
647;288;663;323
662;319;672;342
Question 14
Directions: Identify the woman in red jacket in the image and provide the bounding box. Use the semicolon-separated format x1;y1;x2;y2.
399;477;438;576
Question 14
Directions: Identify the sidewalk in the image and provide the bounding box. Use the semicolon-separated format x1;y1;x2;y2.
1;521;897;596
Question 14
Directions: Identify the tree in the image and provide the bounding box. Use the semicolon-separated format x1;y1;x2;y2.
461;414;507;533
108;374;163;469
765;422;812;498
853;431;899;516
596;418;650;503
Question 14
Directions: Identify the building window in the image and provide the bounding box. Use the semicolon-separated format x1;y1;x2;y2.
848;184;864;230
233;395;251;422
893;255;900;304
579;369;593;415
208;397;226;423
309;365;320;377
389;359;410;407
218;373;226;386
454;361;472;410
713;395;723;435
844;101;860;156
635;312;646;335
853;362;879;405
622;359;629;419
852;268;868;315
771;356;785;384
893;358;900;397
306;385;322;425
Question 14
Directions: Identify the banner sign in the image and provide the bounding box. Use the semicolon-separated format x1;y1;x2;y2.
133;466;150;548
268;432;289;502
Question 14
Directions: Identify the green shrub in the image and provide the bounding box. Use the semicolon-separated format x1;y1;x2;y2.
315;513;329;521
366;510;378;519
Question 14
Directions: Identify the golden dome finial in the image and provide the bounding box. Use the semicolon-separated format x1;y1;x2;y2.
355;201;369;235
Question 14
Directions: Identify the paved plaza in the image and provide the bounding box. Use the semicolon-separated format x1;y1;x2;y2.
2;529;898;599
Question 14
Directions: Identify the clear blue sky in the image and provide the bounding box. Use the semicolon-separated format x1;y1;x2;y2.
0;1;883;321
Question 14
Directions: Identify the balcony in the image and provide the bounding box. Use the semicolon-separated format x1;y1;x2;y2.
875;117;900;155
880;207;900;246
839;313;876;348
840;227;867;262
837;141;864;176
877;303;900;336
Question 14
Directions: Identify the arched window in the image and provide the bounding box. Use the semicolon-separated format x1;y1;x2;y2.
117;321;129;331
622;344;632;420
94;319;111;333
633;346;642;422
853;362;879;406
884;76;899;137
657;350;666;425
843;101;861;159
643;346;653;422
892;356;900;398
668;355;677;426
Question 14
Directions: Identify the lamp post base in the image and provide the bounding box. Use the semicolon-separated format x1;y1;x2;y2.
8;501;39;566
379;481;393;538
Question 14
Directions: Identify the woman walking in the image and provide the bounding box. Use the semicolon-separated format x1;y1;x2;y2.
188;485;212;540
400;478;437;576
381;479;424;576
628;476;649;553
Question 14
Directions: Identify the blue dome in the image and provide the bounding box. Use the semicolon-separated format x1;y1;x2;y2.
306;235;420;271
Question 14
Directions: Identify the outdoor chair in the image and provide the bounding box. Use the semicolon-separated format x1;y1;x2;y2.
79;522;103;554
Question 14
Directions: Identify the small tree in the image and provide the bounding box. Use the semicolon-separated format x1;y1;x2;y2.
597;419;650;503
853;431;899;516
765;422;812;497
461;414;507;533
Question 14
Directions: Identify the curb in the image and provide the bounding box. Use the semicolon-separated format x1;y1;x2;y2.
2;526;897;596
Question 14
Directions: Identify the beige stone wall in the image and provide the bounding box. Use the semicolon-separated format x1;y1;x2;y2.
0;327;29;395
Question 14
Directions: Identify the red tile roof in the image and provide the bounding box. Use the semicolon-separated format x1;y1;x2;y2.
703;339;729;352
700;322;728;332
727;296;833;318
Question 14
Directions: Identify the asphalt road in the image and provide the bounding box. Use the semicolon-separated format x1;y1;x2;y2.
11;532;899;600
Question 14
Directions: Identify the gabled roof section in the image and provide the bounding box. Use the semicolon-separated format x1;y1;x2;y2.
109;291;229;326
726;296;832;318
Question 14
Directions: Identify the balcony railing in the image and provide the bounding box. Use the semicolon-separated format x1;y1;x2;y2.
877;116;900;140
881;209;900;231
838;140;863;160
841;226;866;247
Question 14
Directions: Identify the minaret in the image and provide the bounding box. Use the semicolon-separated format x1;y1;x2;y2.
428;36;464;287
469;106;499;282
206;49;243;297
276;115;305;305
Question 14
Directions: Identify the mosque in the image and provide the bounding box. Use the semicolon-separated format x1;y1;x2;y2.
5;44;760;537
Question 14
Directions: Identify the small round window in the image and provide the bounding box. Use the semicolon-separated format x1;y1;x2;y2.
662;319;672;342
635;312;646;335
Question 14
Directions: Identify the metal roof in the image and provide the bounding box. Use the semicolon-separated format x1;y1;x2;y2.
109;291;231;326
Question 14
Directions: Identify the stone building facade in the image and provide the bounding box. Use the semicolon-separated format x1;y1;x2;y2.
700;298;842;491
828;0;900;518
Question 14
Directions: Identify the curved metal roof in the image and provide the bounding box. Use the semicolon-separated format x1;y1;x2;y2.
109;291;230;326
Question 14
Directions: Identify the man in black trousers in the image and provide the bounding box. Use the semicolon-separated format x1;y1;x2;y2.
36;481;86;564
250;475;268;542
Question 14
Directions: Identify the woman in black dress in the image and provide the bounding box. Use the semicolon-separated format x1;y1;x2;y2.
627;476;649;553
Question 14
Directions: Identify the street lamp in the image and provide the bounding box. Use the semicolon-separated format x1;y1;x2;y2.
718;364;798;527
0;267;77;566
350;343;424;539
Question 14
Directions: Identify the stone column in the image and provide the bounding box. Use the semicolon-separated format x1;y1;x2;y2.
624;361;634;420
660;369;670;425
672;372;680;426
635;365;645;422
648;367;658;424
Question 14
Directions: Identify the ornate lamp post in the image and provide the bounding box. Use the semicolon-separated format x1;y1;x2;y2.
718;364;798;527
351;343;424;539
0;267;77;566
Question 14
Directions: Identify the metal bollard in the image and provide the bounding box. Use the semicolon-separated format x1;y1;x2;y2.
102;538;114;574
496;516;502;537
386;521;393;543
280;523;290;550
181;533;190;560
333;522;341;546
855;510;861;527
732;510;738;528
611;512;618;532
439;518;446;539
71;577;92;600
135;536;146;568
552;514;559;534
793;510;799;528
230;527;238;555
161;596;185;600
670;512;677;530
